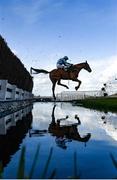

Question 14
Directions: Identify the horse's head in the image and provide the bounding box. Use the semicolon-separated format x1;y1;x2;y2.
84;61;92;72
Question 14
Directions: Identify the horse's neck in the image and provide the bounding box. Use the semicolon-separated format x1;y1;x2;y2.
74;63;85;71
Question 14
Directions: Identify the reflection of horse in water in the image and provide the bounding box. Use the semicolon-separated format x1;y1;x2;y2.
48;105;91;148
29;105;91;148
30;61;92;99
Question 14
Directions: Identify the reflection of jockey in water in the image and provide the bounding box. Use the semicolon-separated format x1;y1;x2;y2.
56;56;73;71
55;136;68;149
48;105;91;149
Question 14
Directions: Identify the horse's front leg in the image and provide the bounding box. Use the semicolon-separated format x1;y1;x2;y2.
57;80;69;89
72;79;81;91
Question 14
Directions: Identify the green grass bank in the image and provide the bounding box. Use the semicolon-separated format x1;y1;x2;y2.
73;97;117;112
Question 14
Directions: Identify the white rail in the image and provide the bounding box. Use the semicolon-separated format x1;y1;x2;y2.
0;80;33;101
56;90;116;101
0;106;32;135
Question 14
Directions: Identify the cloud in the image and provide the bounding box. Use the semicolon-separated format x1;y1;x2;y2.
12;0;63;24
90;55;117;87
12;0;47;23
13;0;44;23
99;55;117;82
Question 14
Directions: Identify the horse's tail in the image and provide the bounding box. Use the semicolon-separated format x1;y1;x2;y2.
30;67;49;74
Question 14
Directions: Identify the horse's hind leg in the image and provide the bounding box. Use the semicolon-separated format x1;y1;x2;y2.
52;81;57;100
57;80;69;89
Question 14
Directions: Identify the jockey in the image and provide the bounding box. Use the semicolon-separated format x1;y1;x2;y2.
56;56;72;71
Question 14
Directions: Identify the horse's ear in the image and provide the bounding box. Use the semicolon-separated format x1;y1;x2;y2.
85;60;87;63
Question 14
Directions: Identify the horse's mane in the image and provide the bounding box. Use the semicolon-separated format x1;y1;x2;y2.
73;62;86;66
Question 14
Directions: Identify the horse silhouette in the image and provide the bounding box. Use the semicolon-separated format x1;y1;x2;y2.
30;61;92;99
48;105;91;148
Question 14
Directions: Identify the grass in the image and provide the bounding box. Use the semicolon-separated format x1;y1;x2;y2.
110;153;117;178
73;97;117;112
17;145;56;179
0;145;80;179
17;146;79;179
0;145;117;179
110;153;117;170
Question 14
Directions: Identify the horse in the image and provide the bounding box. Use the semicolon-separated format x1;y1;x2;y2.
30;61;92;100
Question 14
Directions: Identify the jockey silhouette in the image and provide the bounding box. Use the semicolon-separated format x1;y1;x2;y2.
56;56;73;71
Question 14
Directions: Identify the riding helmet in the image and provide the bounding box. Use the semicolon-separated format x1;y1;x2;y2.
63;56;68;60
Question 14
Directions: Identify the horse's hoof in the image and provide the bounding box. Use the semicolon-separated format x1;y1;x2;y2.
75;87;78;91
53;97;56;101
66;86;69;89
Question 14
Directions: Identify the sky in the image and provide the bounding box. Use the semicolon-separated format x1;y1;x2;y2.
0;0;117;96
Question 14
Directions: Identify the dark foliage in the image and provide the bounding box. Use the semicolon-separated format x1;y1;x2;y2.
0;35;33;92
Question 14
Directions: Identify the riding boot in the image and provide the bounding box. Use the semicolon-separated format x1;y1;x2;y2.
64;67;68;71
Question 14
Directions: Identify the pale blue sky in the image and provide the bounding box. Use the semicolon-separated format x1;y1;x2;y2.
0;0;117;95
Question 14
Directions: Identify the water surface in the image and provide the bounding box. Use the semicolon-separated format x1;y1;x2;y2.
0;103;117;179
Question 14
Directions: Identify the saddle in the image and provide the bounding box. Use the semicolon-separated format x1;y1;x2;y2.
66;65;73;71
65;64;76;72
63;65;76;79
57;65;76;79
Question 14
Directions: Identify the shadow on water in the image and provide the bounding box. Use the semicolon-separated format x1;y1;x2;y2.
0;106;33;168
29;105;91;149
